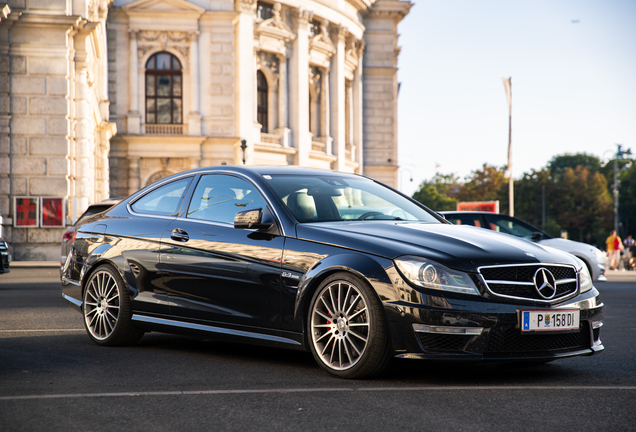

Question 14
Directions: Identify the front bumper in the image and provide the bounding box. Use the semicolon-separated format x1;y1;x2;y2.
387;287;604;362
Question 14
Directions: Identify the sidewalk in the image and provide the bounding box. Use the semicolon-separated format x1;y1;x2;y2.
10;261;59;268
603;269;636;282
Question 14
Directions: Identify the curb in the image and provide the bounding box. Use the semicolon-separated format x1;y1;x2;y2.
10;261;59;268
602;270;636;283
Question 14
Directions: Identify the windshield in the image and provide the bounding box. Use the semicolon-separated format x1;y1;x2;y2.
264;175;441;223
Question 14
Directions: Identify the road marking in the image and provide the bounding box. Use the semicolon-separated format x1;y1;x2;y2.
1;386;635;401
0;329;84;333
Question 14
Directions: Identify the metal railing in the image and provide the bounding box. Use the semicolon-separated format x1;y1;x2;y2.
145;124;184;135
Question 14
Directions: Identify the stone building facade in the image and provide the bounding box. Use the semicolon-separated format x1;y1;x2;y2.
0;0;410;261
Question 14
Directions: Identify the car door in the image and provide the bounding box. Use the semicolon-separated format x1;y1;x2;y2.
118;176;193;315
159;173;285;329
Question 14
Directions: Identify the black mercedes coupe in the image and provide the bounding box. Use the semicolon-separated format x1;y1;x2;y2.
61;167;604;378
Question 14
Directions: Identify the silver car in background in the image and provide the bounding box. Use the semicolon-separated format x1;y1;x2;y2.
440;211;607;282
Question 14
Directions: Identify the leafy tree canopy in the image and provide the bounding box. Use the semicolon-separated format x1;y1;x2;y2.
548;153;601;180
456;164;507;202
410;152;622;246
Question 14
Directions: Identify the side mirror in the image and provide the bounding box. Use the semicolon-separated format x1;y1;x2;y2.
234;208;275;231
437;212;447;220
531;231;543;242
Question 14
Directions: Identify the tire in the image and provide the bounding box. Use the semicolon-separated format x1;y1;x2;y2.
82;265;144;346
307;272;392;379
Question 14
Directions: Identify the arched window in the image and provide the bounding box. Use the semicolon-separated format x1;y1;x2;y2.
257;70;268;133
146;52;182;124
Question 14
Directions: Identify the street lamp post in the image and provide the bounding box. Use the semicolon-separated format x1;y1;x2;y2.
604;144;632;235
398;167;413;194
502;77;513;216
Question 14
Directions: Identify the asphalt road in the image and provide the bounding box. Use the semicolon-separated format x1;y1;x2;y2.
1;267;635;432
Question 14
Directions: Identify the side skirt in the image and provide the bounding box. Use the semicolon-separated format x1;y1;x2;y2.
131;314;306;351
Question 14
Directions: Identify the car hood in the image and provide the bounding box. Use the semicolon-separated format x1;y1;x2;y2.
296;222;580;273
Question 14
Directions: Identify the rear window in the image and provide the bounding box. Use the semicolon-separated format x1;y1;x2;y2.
131;178;191;216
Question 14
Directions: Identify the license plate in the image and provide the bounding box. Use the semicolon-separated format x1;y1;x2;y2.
521;309;579;332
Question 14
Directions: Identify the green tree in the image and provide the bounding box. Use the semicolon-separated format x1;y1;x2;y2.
412;173;460;211
543;153;611;244
456;164;507;203
548;153;601;180
513;169;562;236
617;162;636;237
558;166;612;244
412;184;458;211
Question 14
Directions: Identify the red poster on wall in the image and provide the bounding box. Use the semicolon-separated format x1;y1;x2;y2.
41;197;65;227
14;197;39;227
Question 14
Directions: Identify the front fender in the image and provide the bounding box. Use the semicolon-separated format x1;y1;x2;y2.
293;252;398;326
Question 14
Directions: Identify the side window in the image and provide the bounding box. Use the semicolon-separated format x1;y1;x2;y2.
484;215;534;238
131;178;191;216
187;174;268;224
447;215;481;227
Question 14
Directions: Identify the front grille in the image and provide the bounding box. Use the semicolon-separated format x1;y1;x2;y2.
479;264;578;302
416;333;473;352
485;324;588;353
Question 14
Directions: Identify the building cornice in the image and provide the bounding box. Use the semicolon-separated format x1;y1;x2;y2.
363;0;412;23
345;0;374;13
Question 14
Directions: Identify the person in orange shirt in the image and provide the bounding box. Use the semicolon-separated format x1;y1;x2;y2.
606;230;623;270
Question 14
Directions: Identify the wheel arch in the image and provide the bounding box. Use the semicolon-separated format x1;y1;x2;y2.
570;253;595;279
79;249;137;302
293;253;398;345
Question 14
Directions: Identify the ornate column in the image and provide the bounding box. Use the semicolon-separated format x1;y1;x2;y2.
330;25;346;171
127;29;141;134
235;0;257;165
189;30;202;136
290;8;312;166
75;58;95;214
275;53;291;147
199;17;212;136
0;23;12;223
353;40;364;172
320;66;332;154
346;80;354;160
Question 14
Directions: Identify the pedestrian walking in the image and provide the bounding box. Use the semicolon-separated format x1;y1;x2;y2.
605;230;623;270
624;235;635;270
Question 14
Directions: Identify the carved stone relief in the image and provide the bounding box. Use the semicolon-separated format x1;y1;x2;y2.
255;2;295;55
136;31;193;68
256;52;280;86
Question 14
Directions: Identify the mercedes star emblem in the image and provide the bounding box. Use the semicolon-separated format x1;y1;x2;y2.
533;268;557;299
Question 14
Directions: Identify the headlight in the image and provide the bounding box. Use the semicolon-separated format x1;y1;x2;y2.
593;247;606;262
394;256;480;296
578;264;593;293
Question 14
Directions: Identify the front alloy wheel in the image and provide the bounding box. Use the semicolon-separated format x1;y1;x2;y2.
308;273;391;378
83;265;143;346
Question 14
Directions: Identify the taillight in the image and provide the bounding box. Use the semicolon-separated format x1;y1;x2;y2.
62;230;76;243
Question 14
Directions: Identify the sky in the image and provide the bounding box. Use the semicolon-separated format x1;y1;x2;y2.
396;0;636;196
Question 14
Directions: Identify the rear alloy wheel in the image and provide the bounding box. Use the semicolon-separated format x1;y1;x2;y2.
83;265;143;346
308;273;391;378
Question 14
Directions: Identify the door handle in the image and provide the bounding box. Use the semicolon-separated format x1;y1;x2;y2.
170;228;189;242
